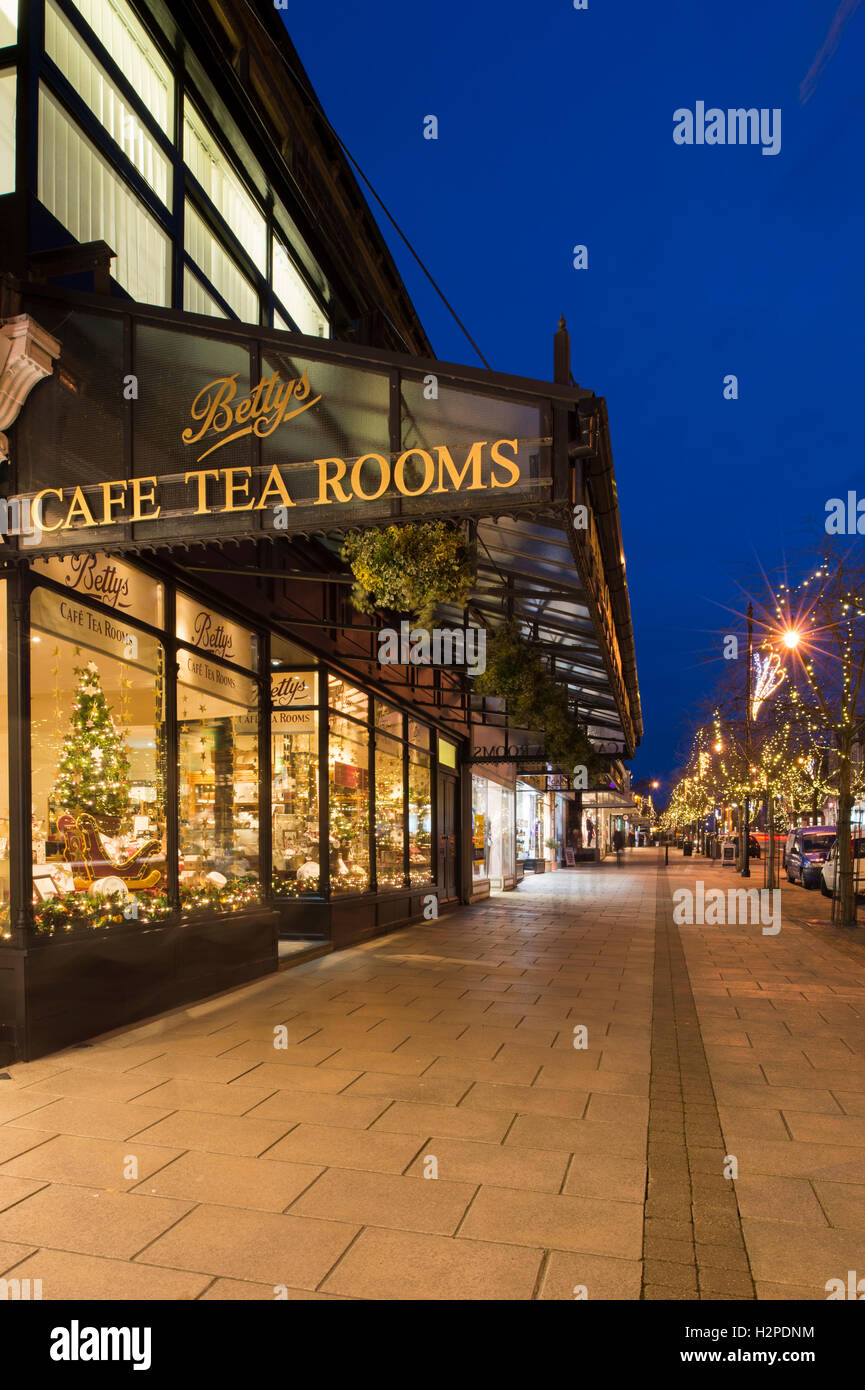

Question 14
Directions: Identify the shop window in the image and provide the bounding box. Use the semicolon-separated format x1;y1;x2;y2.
472;775;489;880
0;68;15;196
328;713;369;894
29;586;167;937
272;671;319;897
38;85;171;306
375;732;405;888
45;1;171;205
408;720;430;750
176;593;258;671
328;674;367;721
374;699;403;736
0;587;8;939
438;737;457;769
408;746;432;884
184;200;259;325
516;781;541;861
69;0;174;137
272;236;329;338
177;649;259;910
184;99;266;269
271;633;313;667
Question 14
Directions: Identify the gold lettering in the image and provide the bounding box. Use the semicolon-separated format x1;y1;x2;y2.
315;457;352;505
184;470;219;514
222;467;255;512
131;477;160;521
33;488;64;532
62;487;96;530
432;441;486;493
99;480;128;524
254;465;295;509
489;438;521;489
182;375;239;447
350;453;390;501
394;449;435;497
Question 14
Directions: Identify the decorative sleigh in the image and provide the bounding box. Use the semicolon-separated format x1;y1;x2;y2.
57;813;163;892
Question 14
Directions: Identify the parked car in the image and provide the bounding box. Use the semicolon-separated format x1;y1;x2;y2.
821;837;865;897
732;834;761;860
786;826;836;889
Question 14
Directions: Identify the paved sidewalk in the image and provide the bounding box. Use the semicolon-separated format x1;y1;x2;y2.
0;848;861;1300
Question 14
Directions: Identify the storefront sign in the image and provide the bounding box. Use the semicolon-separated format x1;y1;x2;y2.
14;437;528;540
182;369;321;462
32;553;162;618
271;672;317;707
31;587;153;668
176;593;257;670
176;647;257;709
271;672;317;733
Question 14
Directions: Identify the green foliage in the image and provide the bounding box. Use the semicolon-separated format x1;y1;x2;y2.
473;622;598;773
342;523;475;627
54;664;131;822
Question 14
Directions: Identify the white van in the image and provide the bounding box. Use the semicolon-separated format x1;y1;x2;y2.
820;838;865;897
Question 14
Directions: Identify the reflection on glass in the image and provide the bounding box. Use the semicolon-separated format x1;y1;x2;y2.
29;587;167;937
328;675;368;721
374;700;402;736
177;653;259;910
408;747;432;884
375;733;405;888
329;714;369;893
408;720;430;749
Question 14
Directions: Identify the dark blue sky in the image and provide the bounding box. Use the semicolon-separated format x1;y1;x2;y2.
285;1;865;790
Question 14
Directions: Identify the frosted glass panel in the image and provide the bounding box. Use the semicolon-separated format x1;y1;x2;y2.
184;267;228;319
38;85;171;307
0;0;17;48
183;100;266;270
185;200;258;324
273;237;329;338
46;1;170;206
0;69;14;196
70;0;173;136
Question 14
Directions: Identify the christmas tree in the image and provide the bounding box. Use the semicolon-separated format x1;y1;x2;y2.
54;663;132;822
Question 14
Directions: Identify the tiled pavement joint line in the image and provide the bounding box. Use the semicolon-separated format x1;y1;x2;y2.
643;860;757;1301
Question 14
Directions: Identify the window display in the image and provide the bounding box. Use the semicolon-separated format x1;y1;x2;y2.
408;745;432;884
328;712;370;893
516;781;541;861
177;649;259;909
472;775;489;879
272;670;318;896
375;730;405;888
29;585;168;935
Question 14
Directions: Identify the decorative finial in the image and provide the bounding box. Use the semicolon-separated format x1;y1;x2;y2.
558;314;567;330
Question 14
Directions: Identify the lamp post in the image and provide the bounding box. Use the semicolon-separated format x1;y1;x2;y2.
742;603;753;878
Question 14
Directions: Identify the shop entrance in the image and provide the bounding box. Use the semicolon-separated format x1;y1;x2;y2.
437;771;459;904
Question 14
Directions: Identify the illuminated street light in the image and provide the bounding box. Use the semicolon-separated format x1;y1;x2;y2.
782;627;801;649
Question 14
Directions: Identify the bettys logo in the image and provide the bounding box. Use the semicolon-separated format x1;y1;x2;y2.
182;369;321;462
192;611;233;659
272;674;311;706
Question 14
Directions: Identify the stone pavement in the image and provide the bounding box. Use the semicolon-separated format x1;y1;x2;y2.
0;847;862;1300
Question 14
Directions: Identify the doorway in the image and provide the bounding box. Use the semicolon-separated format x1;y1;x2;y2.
437;771;459;904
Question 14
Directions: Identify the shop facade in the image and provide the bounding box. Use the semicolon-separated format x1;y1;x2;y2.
0;545;472;1057
0;0;643;1059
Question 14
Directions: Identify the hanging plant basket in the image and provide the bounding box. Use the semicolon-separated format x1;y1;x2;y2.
341;522;475;628
474;621;598;773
